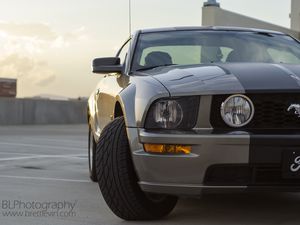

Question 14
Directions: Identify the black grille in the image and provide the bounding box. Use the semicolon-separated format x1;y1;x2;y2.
210;93;300;129
204;164;300;186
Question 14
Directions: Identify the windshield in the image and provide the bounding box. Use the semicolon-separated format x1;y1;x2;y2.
131;30;300;71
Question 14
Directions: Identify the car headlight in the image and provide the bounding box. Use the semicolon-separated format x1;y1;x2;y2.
153;100;183;129
220;94;254;128
145;96;200;129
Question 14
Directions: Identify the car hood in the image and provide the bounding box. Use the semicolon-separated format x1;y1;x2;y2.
143;63;300;96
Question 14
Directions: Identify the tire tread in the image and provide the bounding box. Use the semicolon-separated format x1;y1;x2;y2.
96;117;177;220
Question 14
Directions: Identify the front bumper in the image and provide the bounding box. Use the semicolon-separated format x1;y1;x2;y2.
127;128;300;195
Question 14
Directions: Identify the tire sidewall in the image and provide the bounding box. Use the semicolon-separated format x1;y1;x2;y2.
95;117;177;220
88;127;97;181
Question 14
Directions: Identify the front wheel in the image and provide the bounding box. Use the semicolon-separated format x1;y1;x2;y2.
96;117;178;220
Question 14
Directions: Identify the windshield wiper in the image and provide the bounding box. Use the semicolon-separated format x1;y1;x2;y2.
256;32;274;37
135;64;177;72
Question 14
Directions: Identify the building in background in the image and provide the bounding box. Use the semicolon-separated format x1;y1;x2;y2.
0;78;17;98
291;0;300;32
202;0;300;38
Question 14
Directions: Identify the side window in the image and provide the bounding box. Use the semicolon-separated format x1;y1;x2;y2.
117;39;131;64
139;46;233;66
267;48;300;64
140;46;201;65
219;47;233;62
201;46;232;63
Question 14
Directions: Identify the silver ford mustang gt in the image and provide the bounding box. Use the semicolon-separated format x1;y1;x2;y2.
87;26;300;220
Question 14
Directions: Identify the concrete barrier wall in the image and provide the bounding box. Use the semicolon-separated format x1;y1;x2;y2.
0;98;87;125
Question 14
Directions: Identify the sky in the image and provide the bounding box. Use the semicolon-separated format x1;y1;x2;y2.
0;0;292;98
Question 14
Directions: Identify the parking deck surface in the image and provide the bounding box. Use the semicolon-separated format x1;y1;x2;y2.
0;125;299;225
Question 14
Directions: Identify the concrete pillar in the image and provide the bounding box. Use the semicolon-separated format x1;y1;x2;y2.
202;3;300;38
291;0;300;31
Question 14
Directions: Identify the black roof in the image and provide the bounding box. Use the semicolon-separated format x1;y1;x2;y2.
139;26;284;35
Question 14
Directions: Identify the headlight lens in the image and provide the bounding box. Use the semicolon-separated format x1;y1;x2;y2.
153;100;183;129
220;94;254;128
145;96;200;129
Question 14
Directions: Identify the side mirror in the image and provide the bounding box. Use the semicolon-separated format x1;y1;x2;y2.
92;57;122;74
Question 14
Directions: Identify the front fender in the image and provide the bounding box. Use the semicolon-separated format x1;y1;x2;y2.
117;76;169;128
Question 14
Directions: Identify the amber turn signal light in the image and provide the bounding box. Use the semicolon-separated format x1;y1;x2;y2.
143;144;191;154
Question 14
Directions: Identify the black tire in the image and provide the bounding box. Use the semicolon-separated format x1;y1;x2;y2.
96;117;178;220
88;127;97;182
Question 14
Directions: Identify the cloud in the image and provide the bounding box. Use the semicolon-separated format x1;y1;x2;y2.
36;74;56;87
0;54;56;86
65;26;88;41
0;21;89;88
51;26;89;48
0;21;57;41
0;21;89;54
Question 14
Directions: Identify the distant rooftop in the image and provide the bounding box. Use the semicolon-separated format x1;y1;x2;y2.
203;0;220;7
0;77;17;82
0;77;17;98
32;94;70;101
